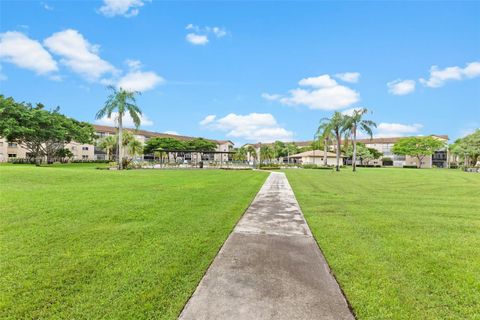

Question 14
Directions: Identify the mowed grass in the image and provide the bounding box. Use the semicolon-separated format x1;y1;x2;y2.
285;168;480;320
0;165;268;319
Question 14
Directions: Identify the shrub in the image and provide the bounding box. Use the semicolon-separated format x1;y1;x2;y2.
403;165;418;169
71;160;110;163
302;164;333;170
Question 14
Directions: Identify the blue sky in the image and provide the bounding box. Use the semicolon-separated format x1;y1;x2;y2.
1;1;479;144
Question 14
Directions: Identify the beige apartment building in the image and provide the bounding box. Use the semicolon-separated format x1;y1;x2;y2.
0;125;233;163
356;135;449;168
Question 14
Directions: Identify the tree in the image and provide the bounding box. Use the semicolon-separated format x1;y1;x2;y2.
318;112;347;171
233;147;247;161
144;137;187;162
343;108;376;171
245;145;257;163
450;129;480;167
54;148;73;162
284;143;299;164
0;95;95;163
185;138;217;151
273;141;286;162
316;118;334;167
260;145;274;164
96;86;142;170
392;136;446;168
97;135;116;161
127;139;143;159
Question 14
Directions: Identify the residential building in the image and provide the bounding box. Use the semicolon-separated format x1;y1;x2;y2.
0;124;234;163
288;150;343;166
356;135;449;168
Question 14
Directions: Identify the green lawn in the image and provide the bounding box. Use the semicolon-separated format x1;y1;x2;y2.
0;165;268;319
286;168;480;320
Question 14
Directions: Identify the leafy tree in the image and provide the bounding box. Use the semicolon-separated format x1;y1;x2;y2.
392;136;446;168
284;143;299;163
185;138;217;151
450;129;480;166
343;108;376;171
0;95;95;163
54;148;74;162
96;86;142;170
144;137;187;162
273;141;286;161
318;112;347;171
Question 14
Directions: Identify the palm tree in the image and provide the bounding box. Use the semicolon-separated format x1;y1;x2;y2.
344;108;376;171
96;86;142;170
127;139;143;159
97;135;116;161
317;112;346;171
316;120;334;167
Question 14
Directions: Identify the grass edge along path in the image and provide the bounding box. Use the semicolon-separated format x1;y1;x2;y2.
0;165;268;319
285;168;480;320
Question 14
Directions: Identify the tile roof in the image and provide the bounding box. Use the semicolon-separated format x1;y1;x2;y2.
92;125;233;145
289;150;341;158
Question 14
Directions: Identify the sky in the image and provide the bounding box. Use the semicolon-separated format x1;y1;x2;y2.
1;0;479;145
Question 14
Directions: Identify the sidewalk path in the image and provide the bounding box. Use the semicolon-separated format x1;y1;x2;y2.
179;172;354;320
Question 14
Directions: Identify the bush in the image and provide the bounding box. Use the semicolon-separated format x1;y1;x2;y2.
8;158;37;164
302;164;333;170
449;164;458;169
357;164;382;168
71;160;110;163
403;165;418;169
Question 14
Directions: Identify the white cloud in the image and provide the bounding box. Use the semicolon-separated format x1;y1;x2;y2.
375;122;423;137
261;93;282;101
186;33;209;46
117;70;164;92
201;113;294;142
199;115;216;126
164;131;179;135
125;59;142;71
342;107;363;116
335;72;360;83
387;79;416;95
99;0;148;17
185;24;228;45
419;61;480;88
262;74;360;110
44;29;117;81
298;74;337;88
0;31;58;74
95;111;153;127
211;27;227;38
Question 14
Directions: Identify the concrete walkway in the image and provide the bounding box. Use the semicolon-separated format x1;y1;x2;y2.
179;172;354;320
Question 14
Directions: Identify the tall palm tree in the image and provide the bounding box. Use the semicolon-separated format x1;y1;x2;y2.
344;108;376;171
96;86;142;169
97;135;116;161
318;112;346;171
316;120;334;167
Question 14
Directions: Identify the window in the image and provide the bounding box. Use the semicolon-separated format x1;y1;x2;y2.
82;155;89;159
8;142;17;148
71;146;77;151
8;154;17;158
82;146;89;151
